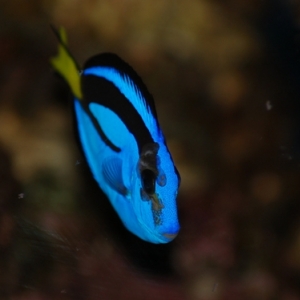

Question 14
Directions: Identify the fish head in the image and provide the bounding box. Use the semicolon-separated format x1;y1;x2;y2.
132;142;180;243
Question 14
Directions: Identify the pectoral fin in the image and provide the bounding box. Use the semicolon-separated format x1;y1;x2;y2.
102;156;128;196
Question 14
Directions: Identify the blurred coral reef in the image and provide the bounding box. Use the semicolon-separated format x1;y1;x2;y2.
1;0;300;299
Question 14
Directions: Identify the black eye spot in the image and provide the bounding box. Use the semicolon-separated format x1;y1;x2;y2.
141;169;156;195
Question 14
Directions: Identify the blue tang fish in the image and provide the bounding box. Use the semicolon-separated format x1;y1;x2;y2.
51;28;180;243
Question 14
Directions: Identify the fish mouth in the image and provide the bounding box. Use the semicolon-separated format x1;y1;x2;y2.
162;232;178;241
155;231;178;243
139;221;179;243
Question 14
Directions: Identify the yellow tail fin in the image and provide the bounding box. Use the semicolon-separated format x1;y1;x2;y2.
50;27;82;100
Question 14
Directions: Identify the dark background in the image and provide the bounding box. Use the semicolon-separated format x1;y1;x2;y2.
1;0;300;299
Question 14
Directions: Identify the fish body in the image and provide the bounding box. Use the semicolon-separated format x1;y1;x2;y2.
51;28;180;243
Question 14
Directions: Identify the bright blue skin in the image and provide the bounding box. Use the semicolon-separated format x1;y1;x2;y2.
74;66;180;243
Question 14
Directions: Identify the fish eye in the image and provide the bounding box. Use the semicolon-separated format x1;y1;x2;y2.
141;169;156;195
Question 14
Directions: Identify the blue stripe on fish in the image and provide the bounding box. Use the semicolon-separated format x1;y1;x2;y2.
81;73;155;153
84;53;157;117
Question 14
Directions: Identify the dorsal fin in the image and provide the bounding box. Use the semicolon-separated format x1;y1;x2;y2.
50;27;82;100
